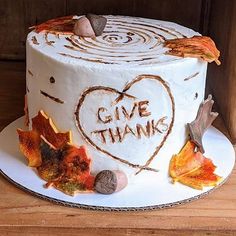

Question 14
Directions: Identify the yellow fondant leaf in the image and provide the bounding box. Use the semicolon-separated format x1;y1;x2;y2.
169;141;222;190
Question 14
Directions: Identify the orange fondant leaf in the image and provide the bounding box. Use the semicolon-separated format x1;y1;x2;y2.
17;129;42;167
17;110;71;167
33;15;76;34
32;110;71;148
39;140;95;195
61;145;95;190
164;36;221;65
169;141;221;190
37;136;62;182
17;110;94;195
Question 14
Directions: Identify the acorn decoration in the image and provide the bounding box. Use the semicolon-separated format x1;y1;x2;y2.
94;170;128;194
73;14;107;37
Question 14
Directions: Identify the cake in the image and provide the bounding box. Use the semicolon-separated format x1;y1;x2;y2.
19;15;221;195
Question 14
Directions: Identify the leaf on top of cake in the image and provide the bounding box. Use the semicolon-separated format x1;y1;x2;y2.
32;15;76;34
164;36;221;65
169;141;222;190
17;110;95;196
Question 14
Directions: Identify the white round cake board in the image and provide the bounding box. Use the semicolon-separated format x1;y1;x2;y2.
0;117;235;211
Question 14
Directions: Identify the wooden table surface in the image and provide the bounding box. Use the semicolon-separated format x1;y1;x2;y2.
0;61;235;236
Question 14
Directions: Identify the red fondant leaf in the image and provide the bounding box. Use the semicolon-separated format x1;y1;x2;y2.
17;110;94;195
61;145;94;190
17;129;41;167
32;110;71;148
169;141;221;190
33;15;76;34
164;36;221;65
40;141;95;195
37;136;63;181
17;110;70;166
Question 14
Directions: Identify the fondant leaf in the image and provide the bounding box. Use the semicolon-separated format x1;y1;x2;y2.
188;95;218;153
17;129;42;167
41;143;95;195
164;36;221;65
17;110;94;195
17;110;70;167
37;136;63;181
33;15;76;34
169;141;221;190
32;110;71;148
169;141;202;179
52;180;87;196
61;145;94;190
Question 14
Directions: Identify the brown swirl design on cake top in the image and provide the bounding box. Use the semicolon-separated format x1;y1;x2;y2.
37;16;192;65
44;32;55;46
32;36;39;45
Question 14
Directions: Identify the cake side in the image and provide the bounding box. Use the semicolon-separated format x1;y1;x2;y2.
26;15;208;182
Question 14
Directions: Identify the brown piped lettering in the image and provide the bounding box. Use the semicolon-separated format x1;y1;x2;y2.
97;107;112;124
92;129;107;143
136;121;151;139
138;100;151;117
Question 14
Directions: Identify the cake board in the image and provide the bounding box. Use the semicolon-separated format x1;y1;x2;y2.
0;117;235;211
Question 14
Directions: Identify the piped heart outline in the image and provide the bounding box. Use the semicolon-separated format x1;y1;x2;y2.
75;74;175;173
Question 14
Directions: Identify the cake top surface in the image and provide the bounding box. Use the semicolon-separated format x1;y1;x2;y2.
28;15;199;67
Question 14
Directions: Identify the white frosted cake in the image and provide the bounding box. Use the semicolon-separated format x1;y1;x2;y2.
25;15;207;183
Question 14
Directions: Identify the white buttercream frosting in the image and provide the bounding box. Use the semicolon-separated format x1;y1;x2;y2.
26;15;207;182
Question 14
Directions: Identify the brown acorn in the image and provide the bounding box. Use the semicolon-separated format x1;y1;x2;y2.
94;170;128;194
73;16;95;37
86;13;107;36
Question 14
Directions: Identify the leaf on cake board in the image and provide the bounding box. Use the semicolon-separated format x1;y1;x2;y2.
40;139;95;196
53;144;95;196
17;110;70;167
187;95;218;153
17;110;95;195
17;129;42;167
37;136;63;182
164;36;221;65
169;140;222;190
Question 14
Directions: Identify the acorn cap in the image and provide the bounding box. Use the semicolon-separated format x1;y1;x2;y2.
86;13;107;36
